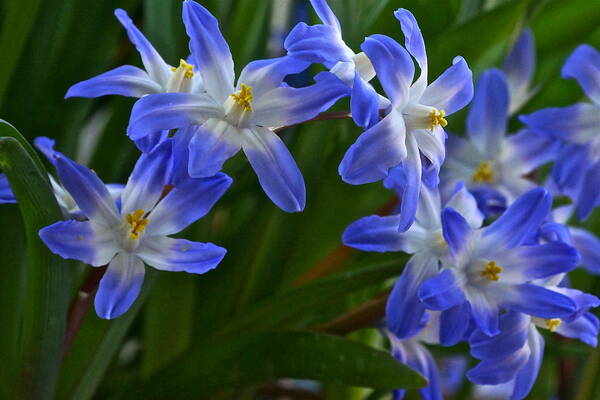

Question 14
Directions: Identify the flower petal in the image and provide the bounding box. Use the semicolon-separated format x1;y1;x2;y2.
441;207;472;257
420;56;473;115
284;22;350;64
360;34;414;106
121;140;173;216
134;130;169;153
127;92;222;140
562;44;600;105
445;182;484;229
138;236;226;274
95;253;145;319
556;312;599;347
65;65;162;99
482;188;551;249
309;0;342;33
146;173;232;236
395;137;422;232
504;129;560;172
39;220;118;266
252;71;349;128
520;102;600;143
394;8;427;99
342;214;418;253
571;227;600;274
418;269;466;311
439;302;472;346
576;161;600;220
350;72;380;129
511;327;544;400
0;174;15;204
241;126;306;212
496;283;577;319
114;9;170;87
386;253;439;339
188;120;241;178
466;69;509;155
55;156;120;226
182;0;235;103
503;28;536;113
466;288;500;337
339;110;407;185
237;56;311;98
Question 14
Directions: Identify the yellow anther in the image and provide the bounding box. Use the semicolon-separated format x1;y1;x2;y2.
546;318;562;332
125;209;149;240
429;109;447;130
231;84;253;112
481;261;503;281
171;59;194;79
472;161;495;183
434;233;447;249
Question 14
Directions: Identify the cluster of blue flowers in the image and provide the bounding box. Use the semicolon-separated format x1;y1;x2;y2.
1;0;599;397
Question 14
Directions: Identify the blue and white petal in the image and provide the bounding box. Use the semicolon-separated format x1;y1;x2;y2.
555;312;599;347
441;207;472;257
284;22;350;64
145;173;232;236
95;252;145;319
520;103;600;143
114;9;170;87
511;326;544;400
339;109;407;185
466;69;509;155
562;44;600;105
395;9;428;99
0;174;15;204
570;227;600;274
503;28;536;113
493;283;577;320
395;136;422;232
65;65;162;99
419;269;466;311
237;56;311;99
419;56;473;115
55;156;120;227
188;120;241;178
183;0;235;104
309;0;342;33
138;237;226;274
241;126;306;212
445;182;484;229
127;93;223;140
342;214;424;253
39;220;118;266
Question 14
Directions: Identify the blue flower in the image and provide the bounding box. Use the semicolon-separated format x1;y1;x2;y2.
418;188;581;337
284;0;385;128
441;68;558;216
344;182;482;341
126;0;348;213
502;28;537;114
338;9;473;230
39;140;231;319
521;44;600;220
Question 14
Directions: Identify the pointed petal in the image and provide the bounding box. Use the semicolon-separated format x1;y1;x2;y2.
503;28;536;113
0;174;15;204
394;8;427;98
138;236;226;274
187;120;241;178
441;207;472;257
237;56;311;98
562;44;600;105
420;56;473;115
361;34;414;106
467;288;500;336
284;22;350;64
55;156;120;226
511;327;544;400
114;9;170;87
571;227;600;274
33;136;62;166
577;161;600;220
135;130;169;153
39;220;118;266
520;103;600;143
439;302;472;346
504;129;560;172
413;126;445;171
127;92;222;140
65;65;161;99
252;71;349;127
445;182;484;229
241;127;306;212
121;140;173;215
466;69;509;155
309;0;342;33
496;283;577;319
495;242;579;283
342;214;417;253
556;312;599;347
350;72;380;129
183;0;235;103
386;254;439;338
469;311;530;360
339;109;407;185
396;137;422;232
95;253;145;319
418;269;466;311
146;173;232;236
467;345;530;385
482;188;551;249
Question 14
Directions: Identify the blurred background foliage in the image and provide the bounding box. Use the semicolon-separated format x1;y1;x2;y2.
1;0;600;399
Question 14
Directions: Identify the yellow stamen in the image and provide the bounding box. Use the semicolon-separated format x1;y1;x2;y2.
546;318;562;332
125;209;149;240
171;59;194;79
429;109;447;130
231;84;253;112
481;261;503;281
472;161;495;183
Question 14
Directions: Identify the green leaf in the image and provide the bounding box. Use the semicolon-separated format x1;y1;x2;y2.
124;331;426;398
0;121;70;399
219;258;406;337
57;270;158;400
